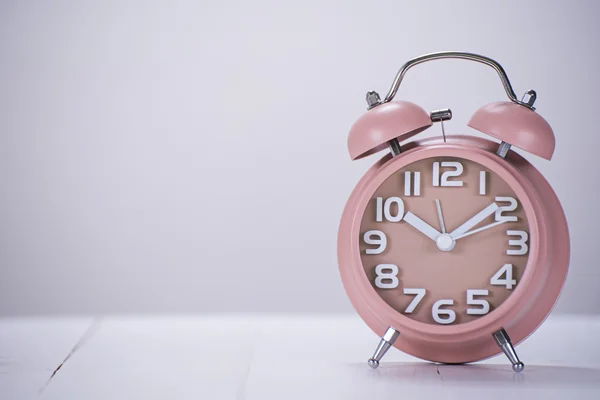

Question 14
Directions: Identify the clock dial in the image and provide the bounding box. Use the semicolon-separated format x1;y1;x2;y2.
359;156;530;325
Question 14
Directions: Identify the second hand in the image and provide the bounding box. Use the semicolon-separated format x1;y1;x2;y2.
453;220;507;240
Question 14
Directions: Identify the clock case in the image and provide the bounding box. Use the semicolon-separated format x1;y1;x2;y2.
338;52;569;372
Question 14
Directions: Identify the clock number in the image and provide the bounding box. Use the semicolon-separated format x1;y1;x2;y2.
495;197;518;222
479;171;486;195
507;230;528;255
374;264;399;289
466;289;490;315
403;288;426;313
375;197;404;222
404;171;421;196
364;230;387;255
432;161;464;187
432;299;456;324
490;263;517;289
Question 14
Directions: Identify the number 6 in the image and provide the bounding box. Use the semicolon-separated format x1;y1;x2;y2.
432;299;456;324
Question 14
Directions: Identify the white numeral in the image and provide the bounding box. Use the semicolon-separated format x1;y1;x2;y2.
507;230;528;255
432;161;464;187
479;171;486;195
432;299;456;324
490;263;517;289
364;230;387;255
495;197;518;222
404;171;421;196
403;288;426;313
466;289;490;315
375;197;405;222
374;264;399;289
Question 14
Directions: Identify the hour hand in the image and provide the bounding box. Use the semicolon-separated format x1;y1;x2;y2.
403;212;441;241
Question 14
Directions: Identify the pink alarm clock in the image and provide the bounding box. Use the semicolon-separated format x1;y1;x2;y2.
337;52;569;372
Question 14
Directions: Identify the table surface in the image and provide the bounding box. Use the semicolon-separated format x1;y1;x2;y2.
1;314;599;399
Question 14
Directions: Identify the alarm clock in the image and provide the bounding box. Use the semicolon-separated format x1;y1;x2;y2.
337;52;569;372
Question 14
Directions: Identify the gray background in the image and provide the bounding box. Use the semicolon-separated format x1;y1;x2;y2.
1;0;598;316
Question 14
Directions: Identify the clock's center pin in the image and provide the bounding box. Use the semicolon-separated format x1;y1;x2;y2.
436;234;456;252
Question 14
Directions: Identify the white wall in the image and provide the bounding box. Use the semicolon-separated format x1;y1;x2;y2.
1;0;598;315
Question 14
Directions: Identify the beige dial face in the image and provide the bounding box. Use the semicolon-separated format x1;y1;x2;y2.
360;156;530;325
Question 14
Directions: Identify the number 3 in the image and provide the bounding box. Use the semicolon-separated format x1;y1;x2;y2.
507;230;528;255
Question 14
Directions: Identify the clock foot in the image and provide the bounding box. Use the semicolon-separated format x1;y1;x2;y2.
493;328;524;373
367;326;400;369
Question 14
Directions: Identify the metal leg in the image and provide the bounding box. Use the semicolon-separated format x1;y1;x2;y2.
368;327;400;369
493;328;525;372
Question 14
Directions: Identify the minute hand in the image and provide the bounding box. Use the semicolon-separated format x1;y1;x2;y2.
449;203;499;239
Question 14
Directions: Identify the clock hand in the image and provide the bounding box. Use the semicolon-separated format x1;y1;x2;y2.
435;199;446;234
453;220;507;240
403;212;441;241
449;203;499;239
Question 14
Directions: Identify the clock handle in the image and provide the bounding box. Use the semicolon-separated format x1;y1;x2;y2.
377;51;536;109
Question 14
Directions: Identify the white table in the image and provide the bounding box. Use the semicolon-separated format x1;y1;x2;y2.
1;314;599;399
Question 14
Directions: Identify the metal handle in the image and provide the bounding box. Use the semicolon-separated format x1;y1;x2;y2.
379;51;535;109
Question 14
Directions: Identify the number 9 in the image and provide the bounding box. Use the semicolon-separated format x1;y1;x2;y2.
364;230;387;254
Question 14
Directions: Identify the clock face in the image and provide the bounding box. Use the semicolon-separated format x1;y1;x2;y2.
359;156;530;325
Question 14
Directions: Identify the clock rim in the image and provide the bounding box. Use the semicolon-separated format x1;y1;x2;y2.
338;136;569;363
351;143;541;336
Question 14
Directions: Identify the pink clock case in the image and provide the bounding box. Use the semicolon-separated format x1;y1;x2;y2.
337;52;569;369
338;136;569;363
